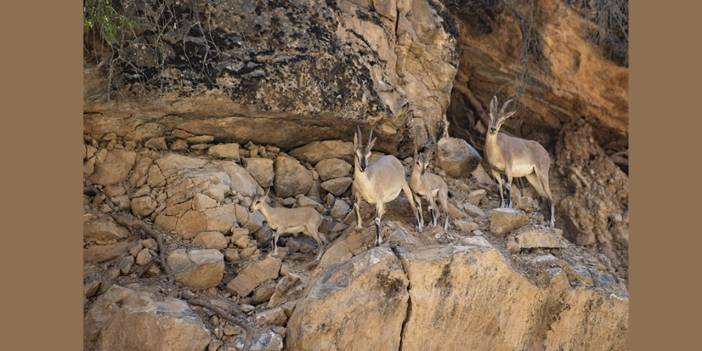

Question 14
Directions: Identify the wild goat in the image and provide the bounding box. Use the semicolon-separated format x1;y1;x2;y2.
410;147;449;230
484;95;555;227
251;191;328;260
352;127;421;246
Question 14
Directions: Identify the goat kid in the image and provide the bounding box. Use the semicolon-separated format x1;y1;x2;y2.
251;191;328;260
410;148;449;231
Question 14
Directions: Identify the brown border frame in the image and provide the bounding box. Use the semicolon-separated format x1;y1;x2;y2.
2;1;702;349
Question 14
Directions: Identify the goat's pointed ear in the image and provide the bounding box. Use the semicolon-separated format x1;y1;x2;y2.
490;96;498;115
354;125;362;148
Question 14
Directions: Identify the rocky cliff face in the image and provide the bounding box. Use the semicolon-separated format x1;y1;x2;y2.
85;0;459;153
443;0;629;277
446;0;627;147
83;0;629;350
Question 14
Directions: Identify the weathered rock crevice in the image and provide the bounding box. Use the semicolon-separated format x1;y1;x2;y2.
391;245;413;351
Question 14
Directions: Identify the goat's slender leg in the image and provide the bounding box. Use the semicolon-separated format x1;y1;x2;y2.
528;169;555;227
309;226;324;261
272;230;281;256
433;197;440;227
352;185;363;229
402;182;422;231
439;189;449;231
490;168;505;208
374;203;386;246
428;195;438;227
505;170;514;209
415;196;424;230
536;167;555;227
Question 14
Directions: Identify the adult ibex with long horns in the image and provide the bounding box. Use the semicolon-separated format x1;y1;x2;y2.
484;95;555;227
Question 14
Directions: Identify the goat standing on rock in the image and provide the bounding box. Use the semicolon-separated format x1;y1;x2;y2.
410;147;450;231
251;191;328;261
484;95;555;227
351;127;422;246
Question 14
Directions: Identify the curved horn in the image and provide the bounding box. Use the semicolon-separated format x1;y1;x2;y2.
499;98;515;116
354;126;360;148
367;128;376;149
356;125;363;145
489;95;499;116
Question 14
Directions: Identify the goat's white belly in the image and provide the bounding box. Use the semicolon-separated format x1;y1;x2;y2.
510;164;536;177
280;225;307;234
364;186;402;204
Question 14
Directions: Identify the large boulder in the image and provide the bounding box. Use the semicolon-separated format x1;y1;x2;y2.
397;244;628;351
436;137;481;177
320;177;352;196
489;208;530;236
218;161;261;197
89;149;136;185
83;216;130;244
192;231;229;250
130;196;157;218
286;247;408;351
244;157;275;188
290;141;354;165
84;285;210;351
315;158;352;181
227;256;282;297
167;249;225;290
84;241;136;264
208;143;240;160
156;202;237;239
508;226;565;253
274;156;313;198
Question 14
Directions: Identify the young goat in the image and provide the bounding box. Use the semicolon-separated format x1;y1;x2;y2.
484;95;555;227
410;148;449;230
352;127;421;246
251;191;328;260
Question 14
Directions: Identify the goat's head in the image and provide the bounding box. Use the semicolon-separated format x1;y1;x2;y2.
488;95;517;135
353;126;376;172
251;189;270;212
413;144;432;175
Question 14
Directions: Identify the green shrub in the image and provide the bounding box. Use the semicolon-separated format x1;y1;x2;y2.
83;0;134;46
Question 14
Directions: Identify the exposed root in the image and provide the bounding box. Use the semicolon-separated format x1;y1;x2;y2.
181;290;254;351
84;184;174;282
